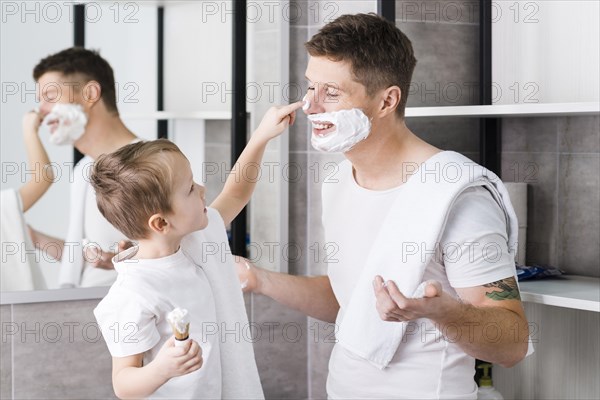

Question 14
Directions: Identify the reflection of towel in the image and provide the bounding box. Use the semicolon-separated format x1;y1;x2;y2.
1;188;46;291
57;156;92;288
181;208;264;399
336;151;520;369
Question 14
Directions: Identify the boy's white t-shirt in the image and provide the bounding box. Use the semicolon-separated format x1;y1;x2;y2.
94;245;222;399
323;160;516;399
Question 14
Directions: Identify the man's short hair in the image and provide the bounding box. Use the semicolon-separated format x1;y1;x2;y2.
90;139;185;240
33;47;119;114
305;13;417;117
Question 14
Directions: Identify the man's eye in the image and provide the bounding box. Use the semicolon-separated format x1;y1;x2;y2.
190;184;194;193
307;86;315;91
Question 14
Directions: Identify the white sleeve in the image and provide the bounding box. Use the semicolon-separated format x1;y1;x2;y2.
441;186;517;288
94;286;161;358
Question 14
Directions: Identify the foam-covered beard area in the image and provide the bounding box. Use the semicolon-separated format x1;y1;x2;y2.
43;103;88;145
307;108;371;153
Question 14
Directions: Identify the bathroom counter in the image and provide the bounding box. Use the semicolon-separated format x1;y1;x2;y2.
519;275;600;312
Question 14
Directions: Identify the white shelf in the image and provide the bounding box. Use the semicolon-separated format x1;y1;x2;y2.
0;286;110;305
405;102;599;118
120;103;599;121
519;275;600;312
121;111;232;120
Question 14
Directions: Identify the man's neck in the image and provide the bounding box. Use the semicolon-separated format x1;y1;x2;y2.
345;118;440;190
75;112;137;160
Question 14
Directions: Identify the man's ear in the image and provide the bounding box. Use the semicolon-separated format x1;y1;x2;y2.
82;80;102;109
148;213;170;235
378;86;402;118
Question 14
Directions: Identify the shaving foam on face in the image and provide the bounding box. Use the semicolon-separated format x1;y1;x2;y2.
302;94;310;111
43;103;88;146
308;108;371;153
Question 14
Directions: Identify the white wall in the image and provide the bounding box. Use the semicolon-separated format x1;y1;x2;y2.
492;0;600;104
164;1;232;112
85;2;158;141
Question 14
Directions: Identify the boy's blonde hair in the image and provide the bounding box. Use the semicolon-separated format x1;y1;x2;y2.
91;139;185;240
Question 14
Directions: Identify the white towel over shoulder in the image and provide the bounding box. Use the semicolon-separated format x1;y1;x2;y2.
181;208;264;399
336;151;520;369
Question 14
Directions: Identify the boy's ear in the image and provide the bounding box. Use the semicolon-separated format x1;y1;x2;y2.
148;213;169;235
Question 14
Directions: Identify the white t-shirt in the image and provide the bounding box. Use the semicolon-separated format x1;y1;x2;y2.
94;246;222;399
323;160;515;399
80;183;121;287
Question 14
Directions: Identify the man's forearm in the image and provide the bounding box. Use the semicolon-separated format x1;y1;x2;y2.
433;301;529;368
20;129;53;212
256;270;339;323
28;227;64;261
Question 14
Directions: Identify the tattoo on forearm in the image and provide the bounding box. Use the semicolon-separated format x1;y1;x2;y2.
483;277;521;301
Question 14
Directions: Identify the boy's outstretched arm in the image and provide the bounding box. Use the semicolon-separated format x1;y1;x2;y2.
210;101;304;226
19;110;54;212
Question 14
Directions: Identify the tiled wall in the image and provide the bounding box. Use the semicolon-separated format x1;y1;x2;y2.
399;0;481;163
501;116;600;275
495;116;600;399
0;301;115;399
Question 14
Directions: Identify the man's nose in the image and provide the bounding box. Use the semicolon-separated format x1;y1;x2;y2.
303;89;325;114
38;101;54;117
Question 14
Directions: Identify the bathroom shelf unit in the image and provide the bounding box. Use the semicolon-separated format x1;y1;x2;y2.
405;102;600;118
0;286;110;305
121;111;232;120
519;275;600;312
120;103;600;121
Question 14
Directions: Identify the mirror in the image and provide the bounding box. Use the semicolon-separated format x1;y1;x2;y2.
1;0;289;300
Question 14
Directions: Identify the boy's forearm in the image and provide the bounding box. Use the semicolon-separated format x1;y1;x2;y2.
221;134;269;203
210;134;271;225
113;362;166;399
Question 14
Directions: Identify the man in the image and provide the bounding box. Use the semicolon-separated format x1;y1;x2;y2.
241;13;529;398
29;47;135;287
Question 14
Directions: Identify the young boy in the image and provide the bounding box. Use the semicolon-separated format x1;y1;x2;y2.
92;101;303;399
1;110;55;291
